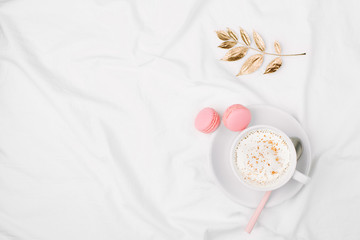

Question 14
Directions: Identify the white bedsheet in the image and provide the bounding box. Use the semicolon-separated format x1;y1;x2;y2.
1;0;359;239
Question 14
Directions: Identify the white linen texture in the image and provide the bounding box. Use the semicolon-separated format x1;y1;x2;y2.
0;0;359;239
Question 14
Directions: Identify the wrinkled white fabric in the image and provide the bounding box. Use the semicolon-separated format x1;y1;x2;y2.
0;0;359;239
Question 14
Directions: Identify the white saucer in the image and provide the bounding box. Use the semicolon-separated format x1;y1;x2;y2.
209;105;311;208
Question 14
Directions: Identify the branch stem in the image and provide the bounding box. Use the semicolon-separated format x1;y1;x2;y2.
236;41;306;56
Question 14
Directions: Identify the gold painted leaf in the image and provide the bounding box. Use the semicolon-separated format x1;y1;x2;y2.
221;47;248;61
264;57;282;74
240;28;251;46
227;28;238;41
218;41;237;49
237;54;264;75
274;41;281;54
253;31;265;51
216;30;231;41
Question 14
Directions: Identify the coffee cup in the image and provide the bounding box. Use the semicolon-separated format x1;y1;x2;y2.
230;125;310;191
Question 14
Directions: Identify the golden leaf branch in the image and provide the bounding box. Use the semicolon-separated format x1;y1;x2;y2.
216;28;306;75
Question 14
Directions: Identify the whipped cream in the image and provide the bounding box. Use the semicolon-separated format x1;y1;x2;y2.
235;128;290;187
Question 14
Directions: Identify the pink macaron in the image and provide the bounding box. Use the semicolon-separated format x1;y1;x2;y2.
223;104;251;131
195;108;220;134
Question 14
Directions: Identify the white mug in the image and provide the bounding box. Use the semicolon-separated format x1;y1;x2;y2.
230;125;310;191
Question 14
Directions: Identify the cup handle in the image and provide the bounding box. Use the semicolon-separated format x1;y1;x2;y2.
292;170;310;184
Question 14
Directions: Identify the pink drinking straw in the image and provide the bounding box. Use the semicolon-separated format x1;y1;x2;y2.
245;191;272;234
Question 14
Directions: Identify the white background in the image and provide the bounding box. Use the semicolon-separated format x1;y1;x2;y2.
0;0;359;239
